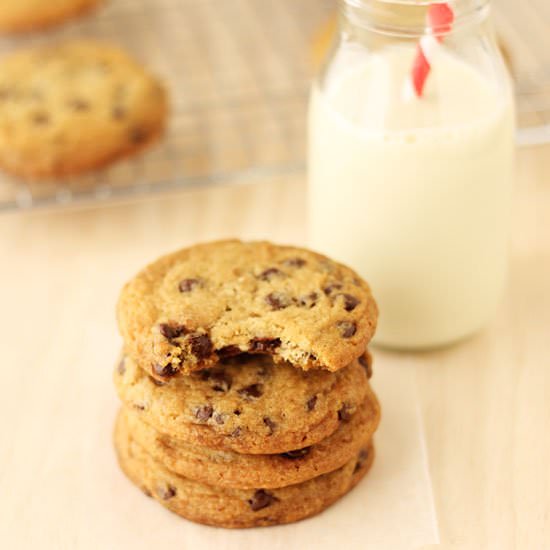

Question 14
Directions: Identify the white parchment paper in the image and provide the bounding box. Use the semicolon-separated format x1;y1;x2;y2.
99;363;439;550
5;321;439;550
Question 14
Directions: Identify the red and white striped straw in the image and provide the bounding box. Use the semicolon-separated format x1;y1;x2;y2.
410;2;455;97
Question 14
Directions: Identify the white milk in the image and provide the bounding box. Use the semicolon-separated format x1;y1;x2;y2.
308;47;515;349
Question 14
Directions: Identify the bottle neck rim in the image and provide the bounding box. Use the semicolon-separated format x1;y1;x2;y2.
340;0;491;37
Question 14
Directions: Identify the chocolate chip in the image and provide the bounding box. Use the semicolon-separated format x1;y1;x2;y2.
130;127;148;143
212;375;231;392
112;105;126;120
32;112;50;125
213;412;226;425
68;98;90;111
133;403;146;411
231;427;242;437
194;404;213;422
298;292;319;308
149;376;167;386
354;447;370;473
153;362;179;377
156;484;176;500
358;353;373;379
306;395;317;411
282;257;306;268
336;293;360;312
258;267;285;281
338;403;354;422
238;384;264;399
265;291;293;310
206;371;232;392
323;282;343;295
248;490;278;511
337;320;357;338
189;333;213;360
178;278;202;292
263;417;276;434
142;487;152;497
281;447;310;459
233;409;242;416
218;345;242;358
117;358;126;375
249;338;281;353
159;323;186;339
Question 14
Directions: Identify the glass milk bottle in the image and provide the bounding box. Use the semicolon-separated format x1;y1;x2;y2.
308;0;515;349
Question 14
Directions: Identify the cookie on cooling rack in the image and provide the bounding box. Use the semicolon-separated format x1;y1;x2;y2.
0;41;167;179
0;0;101;34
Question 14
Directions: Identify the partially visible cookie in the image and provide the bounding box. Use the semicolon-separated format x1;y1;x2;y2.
114;411;375;529
120;386;380;488
0;41;167;179
117;240;378;378
0;0;100;33
114;352;371;454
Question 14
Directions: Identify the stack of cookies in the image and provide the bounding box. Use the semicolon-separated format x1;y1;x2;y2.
114;240;381;528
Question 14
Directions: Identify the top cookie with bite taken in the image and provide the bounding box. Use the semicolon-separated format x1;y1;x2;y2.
117;240;378;379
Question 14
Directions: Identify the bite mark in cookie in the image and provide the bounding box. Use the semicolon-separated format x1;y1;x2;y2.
117;240;378;378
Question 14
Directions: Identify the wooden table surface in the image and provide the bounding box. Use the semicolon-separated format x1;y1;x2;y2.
0;144;548;549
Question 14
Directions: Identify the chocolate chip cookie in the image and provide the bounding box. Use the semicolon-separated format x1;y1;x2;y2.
0;0;100;33
114;352;371;454
114;411;375;529
119;383;380;489
117;240;378;379
0;41;167;179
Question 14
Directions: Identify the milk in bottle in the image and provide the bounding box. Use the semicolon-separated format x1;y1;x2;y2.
308;1;515;349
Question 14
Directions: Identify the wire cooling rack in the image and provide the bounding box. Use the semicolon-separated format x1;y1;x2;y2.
0;0;548;211
0;0;334;211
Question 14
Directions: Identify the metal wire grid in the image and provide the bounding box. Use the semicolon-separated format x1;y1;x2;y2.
0;0;334;211
1;0;548;211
